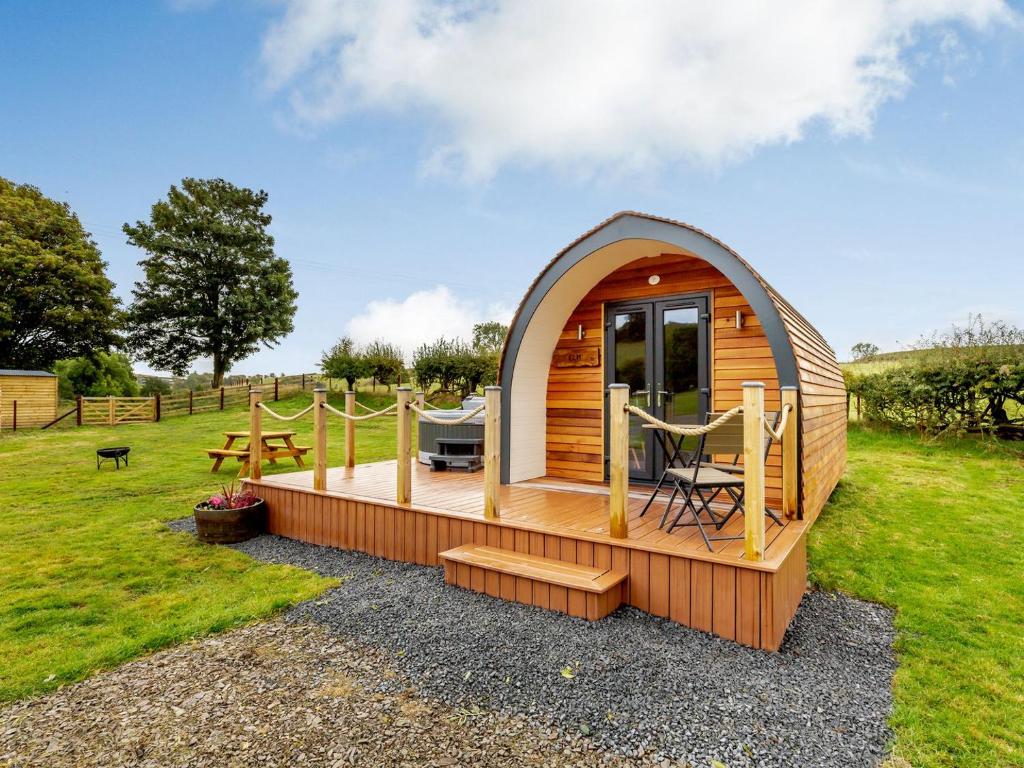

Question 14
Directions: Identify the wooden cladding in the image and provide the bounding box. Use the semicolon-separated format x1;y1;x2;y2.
0;375;57;428
252;481;806;650
544;252;785;508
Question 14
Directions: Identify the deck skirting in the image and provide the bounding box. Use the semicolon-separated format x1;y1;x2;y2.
251;481;806;650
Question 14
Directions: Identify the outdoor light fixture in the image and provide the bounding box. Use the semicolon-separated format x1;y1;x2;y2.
736;310;744;329
648;274;661;286
577;323;586;340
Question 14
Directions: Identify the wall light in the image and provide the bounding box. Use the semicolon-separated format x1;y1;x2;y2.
735;310;744;329
577;324;586;340
648;274;661;286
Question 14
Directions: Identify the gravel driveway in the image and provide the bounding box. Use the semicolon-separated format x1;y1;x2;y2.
2;524;896;767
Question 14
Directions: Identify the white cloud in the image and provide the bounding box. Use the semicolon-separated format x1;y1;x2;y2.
260;0;1014;179
345;285;513;361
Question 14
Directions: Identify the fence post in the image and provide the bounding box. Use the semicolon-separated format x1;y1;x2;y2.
76;395;82;426
302;373;306;391
313;385;327;491
11;400;16;432
108;396;115;426
249;388;263;480
345;391;356;468
856;393;861;421
743;382;766;561
415;390;425;412
608;384;629;539
274;377;280;402
396;386;412;504
188;389;193;415
153;393;161;422
483;386;501;519
780;386;799;519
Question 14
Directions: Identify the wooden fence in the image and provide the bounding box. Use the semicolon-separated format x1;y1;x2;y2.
69;374;320;427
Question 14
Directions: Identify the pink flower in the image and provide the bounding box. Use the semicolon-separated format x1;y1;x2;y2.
209;495;225;508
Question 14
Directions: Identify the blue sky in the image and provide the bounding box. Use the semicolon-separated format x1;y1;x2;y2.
2;1;1022;375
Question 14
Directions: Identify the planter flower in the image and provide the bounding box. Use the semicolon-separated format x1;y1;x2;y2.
193;482;266;544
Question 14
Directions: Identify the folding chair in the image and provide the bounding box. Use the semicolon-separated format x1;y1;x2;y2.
660;411;782;551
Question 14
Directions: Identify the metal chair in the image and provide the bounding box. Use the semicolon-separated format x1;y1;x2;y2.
660;411;782;551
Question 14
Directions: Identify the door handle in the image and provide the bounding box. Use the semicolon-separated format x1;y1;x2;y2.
657;390;670;407
634;390;651;408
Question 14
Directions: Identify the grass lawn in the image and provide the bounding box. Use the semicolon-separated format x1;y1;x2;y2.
0;390;402;703
810;426;1024;768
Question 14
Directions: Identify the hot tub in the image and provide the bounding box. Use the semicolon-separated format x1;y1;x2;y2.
417;395;485;464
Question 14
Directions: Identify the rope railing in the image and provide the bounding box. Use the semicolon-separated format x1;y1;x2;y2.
623;404;744;436
763;403;794;442
622;401;794;442
256;402;315;421
322;401;399;421
354;400;396;414
407;402;485;425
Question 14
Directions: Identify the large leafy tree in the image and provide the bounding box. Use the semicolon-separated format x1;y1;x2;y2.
0;177;120;369
54;352;139;399
320;336;367;391
124;178;297;387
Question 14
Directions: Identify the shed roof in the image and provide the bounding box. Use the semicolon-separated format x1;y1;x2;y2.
0;369;56;377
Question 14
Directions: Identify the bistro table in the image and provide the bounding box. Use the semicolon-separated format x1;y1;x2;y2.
206;430;310;478
637;423;693;518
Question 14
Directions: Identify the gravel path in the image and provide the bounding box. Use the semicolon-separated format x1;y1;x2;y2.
0;621;643;768
4;521;895;767
214;524;897;767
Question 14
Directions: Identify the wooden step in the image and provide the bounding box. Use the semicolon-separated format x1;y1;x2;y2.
439;544;627;620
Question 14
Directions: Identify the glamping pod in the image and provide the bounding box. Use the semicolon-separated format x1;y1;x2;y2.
248;212;846;649
498;211;846;522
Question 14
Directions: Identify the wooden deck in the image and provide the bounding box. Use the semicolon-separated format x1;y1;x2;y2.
247;461;809;650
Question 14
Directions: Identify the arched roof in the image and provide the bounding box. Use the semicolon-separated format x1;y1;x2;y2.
498;211;843;485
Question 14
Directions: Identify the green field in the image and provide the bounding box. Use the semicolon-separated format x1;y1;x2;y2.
2;401;1023;766
811;426;1024;767
0;390;403;703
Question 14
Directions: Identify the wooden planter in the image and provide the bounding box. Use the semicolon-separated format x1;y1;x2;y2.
193;499;267;544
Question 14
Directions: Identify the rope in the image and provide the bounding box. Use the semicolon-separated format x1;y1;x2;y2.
256;402;314;421
354;400;395;414
623;405;744;436
322;402;398;421
421;400;445;410
763;403;793;442
408;402;486;425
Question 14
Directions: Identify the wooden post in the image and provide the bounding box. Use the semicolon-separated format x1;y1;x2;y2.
396;386;412;504
274;377;280;402
11;400;16;432
188;389;193;415
608;384;629;539
108;396;115;426
780;386;799;519
219;386;225;410
345;390;356;468
249;388;263;480
302;373;306;390
76;395;82;426
743;382;766;561
415;390;425;411
313;385;327;491
483;386;501;519
856;393;861;421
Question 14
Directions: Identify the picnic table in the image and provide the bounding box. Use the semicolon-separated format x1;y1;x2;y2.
206;430;310;478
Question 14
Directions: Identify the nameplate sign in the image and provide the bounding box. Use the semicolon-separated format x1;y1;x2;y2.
553;347;601;368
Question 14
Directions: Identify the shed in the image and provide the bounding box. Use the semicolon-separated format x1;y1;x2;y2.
498;211;847;521
0;370;59;429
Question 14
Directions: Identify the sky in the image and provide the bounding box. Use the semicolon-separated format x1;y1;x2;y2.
1;0;1022;375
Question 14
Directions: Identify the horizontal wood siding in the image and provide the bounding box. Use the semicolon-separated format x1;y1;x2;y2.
0;375;58;427
254;481;804;650
545;253;784;507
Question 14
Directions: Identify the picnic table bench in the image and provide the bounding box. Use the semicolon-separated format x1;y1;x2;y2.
207;430;310;477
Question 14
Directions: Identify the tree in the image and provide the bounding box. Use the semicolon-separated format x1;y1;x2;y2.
123;178;297;388
139;375;171;396
471;321;508;354
363;340;404;391
850;342;880;361
320;336;367;390
54;352;139;399
0;177;120;369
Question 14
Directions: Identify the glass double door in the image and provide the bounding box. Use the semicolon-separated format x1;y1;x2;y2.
605;295;710;482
